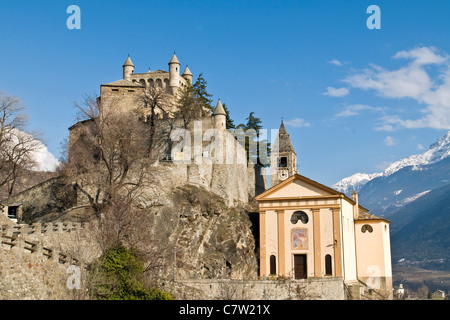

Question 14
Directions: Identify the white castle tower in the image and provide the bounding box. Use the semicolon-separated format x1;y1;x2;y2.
122;55;135;81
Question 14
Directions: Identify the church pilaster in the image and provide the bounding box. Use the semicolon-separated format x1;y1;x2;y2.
276;210;286;276
259;210;267;277
312;208;321;277
332;207;343;277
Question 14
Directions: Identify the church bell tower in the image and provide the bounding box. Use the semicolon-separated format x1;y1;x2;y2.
270;121;298;187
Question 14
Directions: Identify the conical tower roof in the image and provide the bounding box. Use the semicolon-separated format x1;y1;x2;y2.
213;99;226;116
182;65;192;76
123;55;134;67
169;53;180;64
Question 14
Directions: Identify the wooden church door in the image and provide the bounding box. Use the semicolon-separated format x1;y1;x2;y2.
294;254;307;279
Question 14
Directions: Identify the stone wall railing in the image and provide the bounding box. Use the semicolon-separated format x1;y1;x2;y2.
0;225;82;266
1;221;87;237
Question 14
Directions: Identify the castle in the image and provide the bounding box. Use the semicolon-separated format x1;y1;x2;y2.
0;53;393;300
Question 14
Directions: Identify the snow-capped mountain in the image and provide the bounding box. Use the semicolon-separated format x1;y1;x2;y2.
333;130;450;216
383;131;450;176
333;130;450;195
332;172;383;195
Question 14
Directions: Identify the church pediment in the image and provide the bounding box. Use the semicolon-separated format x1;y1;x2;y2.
256;174;344;201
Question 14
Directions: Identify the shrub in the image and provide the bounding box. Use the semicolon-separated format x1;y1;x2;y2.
88;245;172;300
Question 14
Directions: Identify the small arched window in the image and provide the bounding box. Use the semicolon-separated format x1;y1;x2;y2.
269;255;276;275
325;254;332;275
290;211;309;224
361;224;373;233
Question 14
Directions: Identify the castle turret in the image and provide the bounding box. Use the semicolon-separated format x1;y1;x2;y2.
270;121;298;186
182;65;193;84
213;99;226;130
168;53;180;95
123;55;135;81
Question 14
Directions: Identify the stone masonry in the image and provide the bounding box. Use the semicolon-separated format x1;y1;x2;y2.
0;214;100;299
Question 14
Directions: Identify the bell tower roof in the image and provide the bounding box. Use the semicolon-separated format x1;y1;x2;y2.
277;121;295;153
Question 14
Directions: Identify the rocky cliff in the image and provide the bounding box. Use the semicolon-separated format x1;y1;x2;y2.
149;183;259;281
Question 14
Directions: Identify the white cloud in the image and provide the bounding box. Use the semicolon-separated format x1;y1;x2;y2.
343;63;432;100
329;59;342;66
342;46;450;130
393;46;448;66
383;136;397;146
323;86;349;97
284;118;311;127
334;104;384;119
3;129;59;172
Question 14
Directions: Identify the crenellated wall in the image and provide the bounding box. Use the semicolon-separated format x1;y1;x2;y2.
0;218;100;299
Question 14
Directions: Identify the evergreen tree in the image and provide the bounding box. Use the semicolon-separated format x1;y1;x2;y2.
245;112;263;132
222;103;235;129
193;73;213;112
236;112;270;166
175;84;203;128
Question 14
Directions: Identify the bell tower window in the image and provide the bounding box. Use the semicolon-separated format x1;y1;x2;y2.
278;157;287;168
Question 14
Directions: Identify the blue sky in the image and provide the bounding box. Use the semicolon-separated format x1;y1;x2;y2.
1;0;450;186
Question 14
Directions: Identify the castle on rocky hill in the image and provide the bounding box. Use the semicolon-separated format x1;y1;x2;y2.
0;53;393;300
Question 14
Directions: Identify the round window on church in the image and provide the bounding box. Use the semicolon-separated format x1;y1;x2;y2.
361;224;373;233
290;211;309;224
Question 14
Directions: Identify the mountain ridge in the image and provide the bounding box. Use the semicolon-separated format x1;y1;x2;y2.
333;130;450;198
390;182;450;271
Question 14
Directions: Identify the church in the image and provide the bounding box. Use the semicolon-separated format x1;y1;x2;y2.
259;121;393;299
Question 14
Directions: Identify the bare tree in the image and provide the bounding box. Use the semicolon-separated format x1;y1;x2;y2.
0;91;41;197
66;94;156;217
65;89;187;294
135;85;174;158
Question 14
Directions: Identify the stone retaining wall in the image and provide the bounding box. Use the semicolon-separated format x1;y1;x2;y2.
0;219;99;300
175;277;346;300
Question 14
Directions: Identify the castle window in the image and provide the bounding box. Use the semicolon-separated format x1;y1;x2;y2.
128;90;135;93
361;224;373;233
325;254;332;275
278;157;287;168
269;255;276;275
111;89;119;92
7;206;18;220
290;211;309;224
